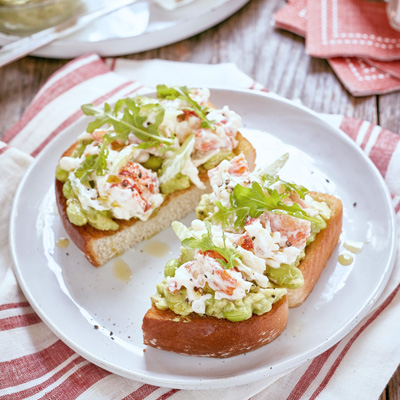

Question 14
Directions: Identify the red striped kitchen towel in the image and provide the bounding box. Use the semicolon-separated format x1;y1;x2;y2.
0;55;399;400
274;0;400;96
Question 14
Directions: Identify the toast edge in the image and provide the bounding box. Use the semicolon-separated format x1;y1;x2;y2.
142;296;288;358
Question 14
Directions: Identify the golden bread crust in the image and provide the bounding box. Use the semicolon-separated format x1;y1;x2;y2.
142;297;288;358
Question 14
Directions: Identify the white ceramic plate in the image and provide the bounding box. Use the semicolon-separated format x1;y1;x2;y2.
10;89;397;389
0;0;249;58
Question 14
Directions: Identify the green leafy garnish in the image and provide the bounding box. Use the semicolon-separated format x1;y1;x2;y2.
73;133;120;183
82;99;173;148
261;175;309;200
76;99;175;182
74;153;108;183
212;181;323;230
156;84;214;129
232;182;323;226
181;221;240;269
212;200;248;230
211;152;322;229
258;153;309;199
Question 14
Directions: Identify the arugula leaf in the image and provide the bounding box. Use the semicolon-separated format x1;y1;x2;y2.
271;201;325;226
74;155;97;183
156;85;181;100
73;131;126;182
232;182;322;225
232;182;271;219
280;181;309;200
262;174;309;200
156;84;214;129
212;201;249;230
77;99;175;181
81;100;173;148
212;201;235;228
211;153;321;231
259;153;309;199
181;221;240;269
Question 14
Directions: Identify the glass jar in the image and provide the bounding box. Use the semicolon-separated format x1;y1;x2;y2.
0;0;82;35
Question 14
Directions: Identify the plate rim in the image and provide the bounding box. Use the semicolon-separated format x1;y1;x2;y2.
9;88;398;389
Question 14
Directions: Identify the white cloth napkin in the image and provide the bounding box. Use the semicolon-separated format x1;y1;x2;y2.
0;55;399;400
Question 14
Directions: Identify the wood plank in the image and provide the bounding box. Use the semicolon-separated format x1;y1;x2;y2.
0;57;66;137
379;92;400;133
387;369;400;400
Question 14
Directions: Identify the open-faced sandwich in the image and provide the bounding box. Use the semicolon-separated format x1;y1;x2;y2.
142;154;342;357
55;86;256;266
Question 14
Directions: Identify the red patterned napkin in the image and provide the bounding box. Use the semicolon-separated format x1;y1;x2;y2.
273;0;307;37
1;55;399;400
274;0;400;96
274;0;307;37
329;57;400;96
365;58;400;79
307;0;400;61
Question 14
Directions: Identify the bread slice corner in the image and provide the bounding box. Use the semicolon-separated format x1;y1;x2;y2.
142;296;288;358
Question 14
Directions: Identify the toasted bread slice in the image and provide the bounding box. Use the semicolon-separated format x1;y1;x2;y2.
142;192;342;357
287;192;343;307
55;132;256;267
142;297;288;358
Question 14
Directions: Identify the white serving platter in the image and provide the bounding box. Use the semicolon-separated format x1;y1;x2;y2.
10;88;397;389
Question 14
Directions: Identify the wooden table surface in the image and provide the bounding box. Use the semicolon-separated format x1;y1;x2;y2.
0;0;398;398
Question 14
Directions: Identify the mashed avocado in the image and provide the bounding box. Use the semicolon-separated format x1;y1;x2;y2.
160;173;191;196
202;150;234;170
56;165;68;182
84;207;119;231
178;248;195;264
164;258;181;277
66;199;87;226
152;281;286;322
66;198;119;231
196;194;214;220
58;160;130;231
60;166;120;231
142;156;163;171
266;258;304;289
